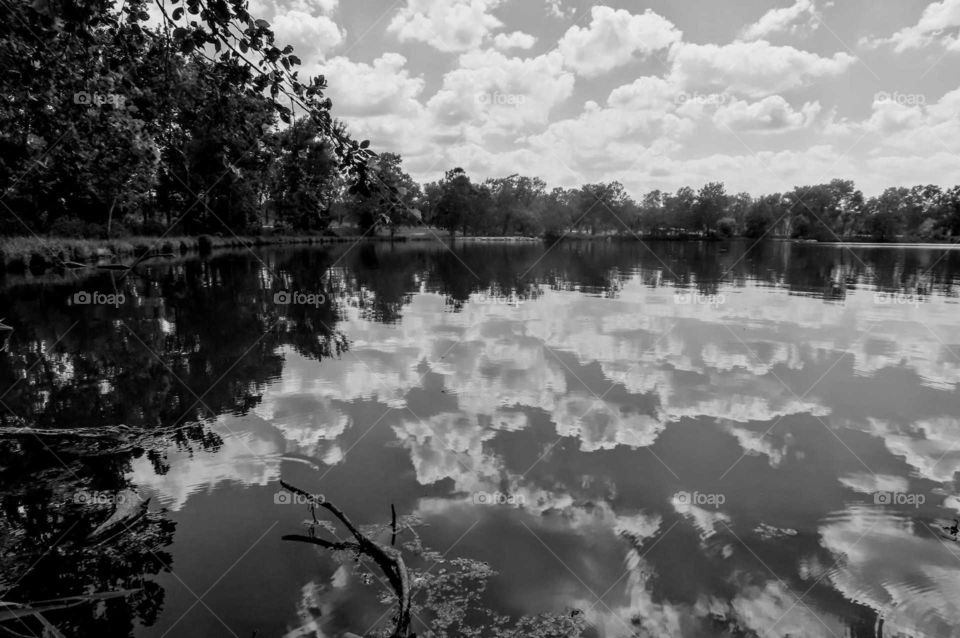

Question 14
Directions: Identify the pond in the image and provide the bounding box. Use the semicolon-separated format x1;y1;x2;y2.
1;240;959;638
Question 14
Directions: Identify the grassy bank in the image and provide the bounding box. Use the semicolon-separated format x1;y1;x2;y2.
0;231;542;274
0;234;305;274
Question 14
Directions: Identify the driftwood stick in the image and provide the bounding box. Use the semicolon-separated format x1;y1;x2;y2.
279;480;413;637
279;535;360;552
391;504;397;547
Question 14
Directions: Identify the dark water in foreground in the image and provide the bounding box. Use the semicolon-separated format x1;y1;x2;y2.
2;240;960;638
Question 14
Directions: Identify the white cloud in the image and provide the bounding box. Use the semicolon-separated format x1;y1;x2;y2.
871;88;960;153
740;0;819;41
670;492;731;541
270;10;344;60
493;31;536;50
668;40;855;97
323;53;425;117
730;581;842;637
244;0;343;59
864;0;960;51
837;472;909;495
713;96;822;132
155;0;960;195
526;76;694;172
860;417;960;484
544;0;574;19
551;393;664;451
557;6;682;77
130;417;282;511
248;0;339;18
387;0;505;52
820;507;960;637
829;87;960;157
426;49;575;134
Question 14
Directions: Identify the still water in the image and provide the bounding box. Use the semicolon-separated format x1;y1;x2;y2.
1;240;959;637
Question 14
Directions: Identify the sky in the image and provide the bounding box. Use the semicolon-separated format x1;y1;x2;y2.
244;0;960;197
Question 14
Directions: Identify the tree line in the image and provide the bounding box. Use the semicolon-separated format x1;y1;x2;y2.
419;171;960;242
2;2;958;243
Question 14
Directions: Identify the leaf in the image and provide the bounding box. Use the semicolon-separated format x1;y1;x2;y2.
360;140;370;149
255;19;270;29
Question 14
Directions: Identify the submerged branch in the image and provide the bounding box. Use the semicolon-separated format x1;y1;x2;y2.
280;480;413;638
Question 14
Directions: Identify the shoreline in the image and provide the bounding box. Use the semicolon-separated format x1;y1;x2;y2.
0;233;543;275
3;232;959;276
798;241;960;249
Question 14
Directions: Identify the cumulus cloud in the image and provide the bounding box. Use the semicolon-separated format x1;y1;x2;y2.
668;40;855;97
557;6;682;77
863;0;960;51
493;31;536;50
820;507;960;637
740;0;819;41
526;76;695;170
246;0;344;60
855;87;960;154
544;0;575;19
248;0;339;17
130;416;282;511
270;10;344;60
313;53;434;157
730;581;842;637
713;96;822;132
387;0;505;52
157;0;960;197
837;472;909;495
323;53;425;117
426;49;575;134
860;417;960;484
551;394;665;451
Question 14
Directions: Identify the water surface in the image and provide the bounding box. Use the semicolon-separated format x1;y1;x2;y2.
2;240;960;637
